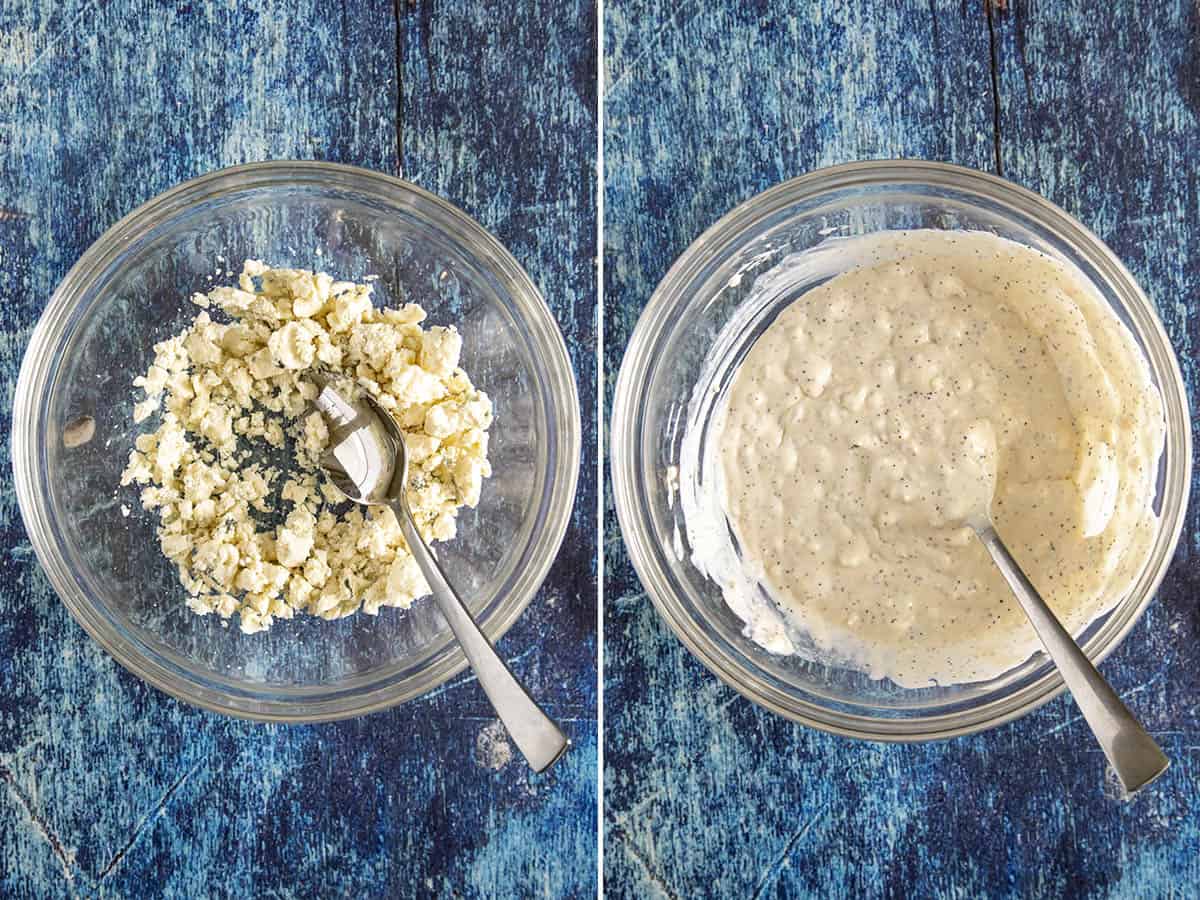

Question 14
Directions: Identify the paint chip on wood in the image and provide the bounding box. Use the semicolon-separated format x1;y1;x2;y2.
475;720;514;770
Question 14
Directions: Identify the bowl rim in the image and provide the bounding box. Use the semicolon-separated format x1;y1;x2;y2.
611;159;1193;741
12;160;582;722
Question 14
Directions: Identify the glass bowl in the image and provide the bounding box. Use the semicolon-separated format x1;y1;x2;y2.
611;160;1191;741
12;161;580;722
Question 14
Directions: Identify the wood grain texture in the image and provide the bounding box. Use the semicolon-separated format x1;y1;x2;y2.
604;1;1200;897
0;1;597;897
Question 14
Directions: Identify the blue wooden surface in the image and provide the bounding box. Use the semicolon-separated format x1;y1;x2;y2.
0;2;597;897
604;2;1200;898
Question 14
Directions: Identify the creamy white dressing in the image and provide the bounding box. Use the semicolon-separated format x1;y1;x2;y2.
700;230;1164;687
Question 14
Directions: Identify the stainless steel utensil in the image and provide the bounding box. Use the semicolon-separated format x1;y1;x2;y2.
970;515;1169;794
310;374;569;772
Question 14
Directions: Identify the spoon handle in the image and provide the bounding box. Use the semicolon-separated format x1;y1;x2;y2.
391;500;570;773
974;522;1169;794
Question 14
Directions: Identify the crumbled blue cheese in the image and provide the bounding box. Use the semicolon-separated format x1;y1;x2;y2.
121;262;493;634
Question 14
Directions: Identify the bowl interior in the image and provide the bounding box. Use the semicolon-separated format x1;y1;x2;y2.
618;168;1189;737
24;172;569;712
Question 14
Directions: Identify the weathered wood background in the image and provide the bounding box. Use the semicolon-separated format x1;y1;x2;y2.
604;1;1200;897
0;1;598;897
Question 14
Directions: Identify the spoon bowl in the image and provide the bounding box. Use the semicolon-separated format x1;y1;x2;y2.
309;370;403;506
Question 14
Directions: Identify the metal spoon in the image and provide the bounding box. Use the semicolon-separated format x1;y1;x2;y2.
969;513;1169;794
309;375;569;772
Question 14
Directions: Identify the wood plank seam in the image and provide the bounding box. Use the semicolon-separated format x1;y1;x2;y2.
986;0;1005;175
393;0;404;173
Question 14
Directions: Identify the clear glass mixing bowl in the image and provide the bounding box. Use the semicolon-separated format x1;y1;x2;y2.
12;161;580;722
611;161;1191;740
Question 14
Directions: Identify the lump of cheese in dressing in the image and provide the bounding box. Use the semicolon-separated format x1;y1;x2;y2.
121;261;493;634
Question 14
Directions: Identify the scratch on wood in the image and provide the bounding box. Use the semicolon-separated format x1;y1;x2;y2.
0;764;76;882
507;646;538;666
613;829;682;900
1122;655;1174;697
96;761;203;883
16;0;108;84
607;785;667;829
750;805;829;900
606;0;697;98
1038;714;1086;738
0;735;48;767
